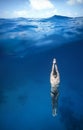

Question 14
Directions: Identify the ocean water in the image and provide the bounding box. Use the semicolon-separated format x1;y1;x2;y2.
0;15;83;130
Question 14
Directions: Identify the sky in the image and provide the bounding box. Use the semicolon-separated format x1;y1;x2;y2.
0;0;83;18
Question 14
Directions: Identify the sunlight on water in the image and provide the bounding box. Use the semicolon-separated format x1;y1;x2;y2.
0;16;83;57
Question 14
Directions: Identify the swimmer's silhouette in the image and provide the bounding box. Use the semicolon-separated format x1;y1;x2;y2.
50;58;60;117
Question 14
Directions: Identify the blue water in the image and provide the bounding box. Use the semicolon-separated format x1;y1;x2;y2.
0;15;83;130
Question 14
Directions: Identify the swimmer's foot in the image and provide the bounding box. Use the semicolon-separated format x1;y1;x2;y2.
52;108;57;117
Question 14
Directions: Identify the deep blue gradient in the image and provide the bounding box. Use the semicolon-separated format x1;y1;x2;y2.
0;15;83;130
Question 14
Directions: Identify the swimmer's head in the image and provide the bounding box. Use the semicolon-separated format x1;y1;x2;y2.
53;58;56;64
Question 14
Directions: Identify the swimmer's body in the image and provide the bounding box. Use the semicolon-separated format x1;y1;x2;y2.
50;58;60;116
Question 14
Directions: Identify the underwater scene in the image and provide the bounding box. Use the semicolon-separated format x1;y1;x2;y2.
0;15;83;130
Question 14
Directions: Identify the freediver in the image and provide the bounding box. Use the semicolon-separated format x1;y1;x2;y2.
50;58;60;117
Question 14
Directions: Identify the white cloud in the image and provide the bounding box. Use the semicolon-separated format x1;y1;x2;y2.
12;0;57;18
1;0;57;18
30;0;54;10
12;8;57;18
13;10;28;17
67;0;83;5
27;0;57;18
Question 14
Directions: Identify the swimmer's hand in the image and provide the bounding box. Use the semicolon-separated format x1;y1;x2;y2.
53;58;56;64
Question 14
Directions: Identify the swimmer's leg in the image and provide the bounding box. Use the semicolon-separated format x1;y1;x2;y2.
51;89;59;117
